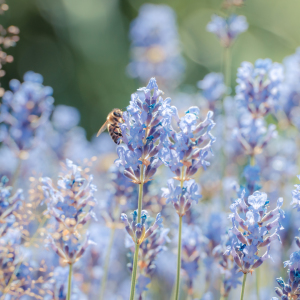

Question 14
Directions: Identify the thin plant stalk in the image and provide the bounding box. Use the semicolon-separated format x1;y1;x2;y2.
130;243;140;300
240;273;247;300
256;269;260;300
174;166;185;300
67;263;73;300
174;216;183;300
250;155;255;166
99;227;116;300
129;164;144;300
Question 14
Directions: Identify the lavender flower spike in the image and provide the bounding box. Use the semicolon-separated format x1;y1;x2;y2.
42;159;97;264
161;179;202;216
120;210;162;245
115;78;176;184
228;190;284;274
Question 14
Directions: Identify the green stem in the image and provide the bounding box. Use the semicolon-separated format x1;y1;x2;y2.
174;216;183;300
220;296;228;300
129;243;140;300
240;273;247;300
67;263;73;300
99;227;116;300
250;155;255;166
129;164;144;300
224;47;231;94
256;269;260;300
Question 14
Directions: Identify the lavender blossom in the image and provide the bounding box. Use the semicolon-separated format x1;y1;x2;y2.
0;71;54;158
127;4;185;87
272;247;300;300
161;179;201;216
115;78;176;184
207;14;248;48
42;159;97;264
227;191;284;274
236;59;284;117
233;111;277;157
120;210;162;246
160;106;216;182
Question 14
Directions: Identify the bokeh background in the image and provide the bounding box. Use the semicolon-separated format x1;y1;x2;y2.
2;0;300;138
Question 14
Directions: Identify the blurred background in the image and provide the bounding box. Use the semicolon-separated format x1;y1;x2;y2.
2;0;300;138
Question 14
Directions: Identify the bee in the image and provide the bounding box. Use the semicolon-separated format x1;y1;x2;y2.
96;108;123;144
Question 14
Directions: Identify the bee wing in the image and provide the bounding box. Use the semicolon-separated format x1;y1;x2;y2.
96;121;109;137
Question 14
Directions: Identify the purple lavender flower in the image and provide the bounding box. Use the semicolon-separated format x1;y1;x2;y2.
235;59;284;117
160;106;216;182
197;72;227;111
120;210;162;246
207;14;248;48
227;191;284;274
127;4;185;87
233;111;277;157
161;179;201;216
42;159;97;264
273;248;300;299
0;71;54;158
115;78;176;184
